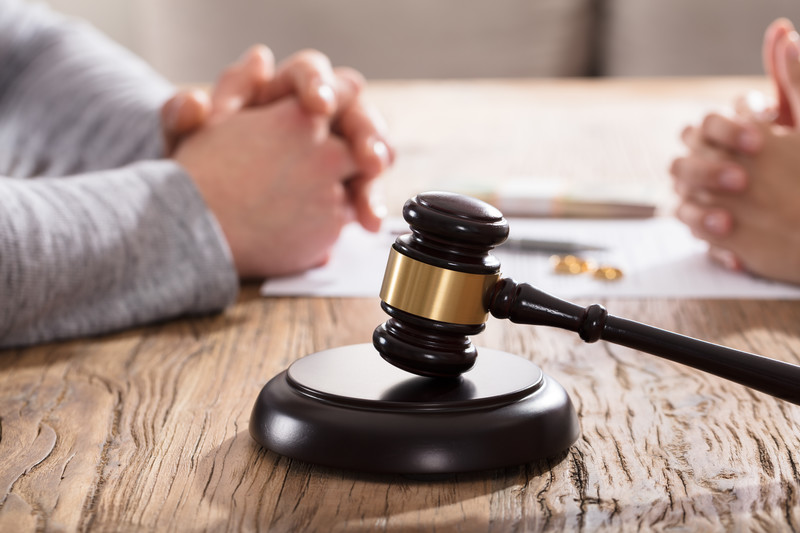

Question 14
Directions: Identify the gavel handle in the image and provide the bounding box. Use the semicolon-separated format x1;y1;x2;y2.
489;278;800;405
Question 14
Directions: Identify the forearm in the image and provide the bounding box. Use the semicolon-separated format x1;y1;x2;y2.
0;161;238;348
0;0;174;176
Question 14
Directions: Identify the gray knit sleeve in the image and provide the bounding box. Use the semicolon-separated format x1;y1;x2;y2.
0;0;173;174
0;162;239;347
0;0;239;347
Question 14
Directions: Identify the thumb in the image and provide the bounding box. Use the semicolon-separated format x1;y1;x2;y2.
762;18;794;125
775;31;800;129
161;89;211;154
210;45;274;123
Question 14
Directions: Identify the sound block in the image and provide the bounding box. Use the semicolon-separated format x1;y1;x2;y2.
249;344;579;474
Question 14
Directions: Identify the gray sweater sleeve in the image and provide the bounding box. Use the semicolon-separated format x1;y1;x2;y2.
0;0;239;347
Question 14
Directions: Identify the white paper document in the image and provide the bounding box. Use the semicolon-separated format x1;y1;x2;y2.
260;217;800;300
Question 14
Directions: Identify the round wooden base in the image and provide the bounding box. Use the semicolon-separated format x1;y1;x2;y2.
249;344;580;474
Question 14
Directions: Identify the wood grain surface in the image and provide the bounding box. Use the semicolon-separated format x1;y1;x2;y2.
2;78;799;532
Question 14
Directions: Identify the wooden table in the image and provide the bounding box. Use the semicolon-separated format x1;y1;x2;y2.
2;78;799;532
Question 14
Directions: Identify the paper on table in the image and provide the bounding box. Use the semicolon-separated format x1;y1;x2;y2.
260;217;800;299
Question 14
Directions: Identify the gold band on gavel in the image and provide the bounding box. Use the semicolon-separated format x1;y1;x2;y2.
379;248;501;325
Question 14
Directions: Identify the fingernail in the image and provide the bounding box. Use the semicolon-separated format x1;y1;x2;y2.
370;188;387;220
370;137;391;168
743;90;768;114
718;167;746;191
238;46;264;64
710;248;742;271
312;79;336;112
189;88;210;106
737;127;762;152
742;90;775;121
788;31;800;61
703;212;730;235
167;92;187;129
225;96;243;114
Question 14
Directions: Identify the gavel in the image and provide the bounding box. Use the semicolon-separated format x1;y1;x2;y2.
249;190;799;474
373;191;800;405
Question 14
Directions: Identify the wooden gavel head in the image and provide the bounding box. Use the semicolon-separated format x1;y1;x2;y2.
372;191;509;378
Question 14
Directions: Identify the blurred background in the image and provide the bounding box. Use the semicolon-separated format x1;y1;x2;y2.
42;0;800;83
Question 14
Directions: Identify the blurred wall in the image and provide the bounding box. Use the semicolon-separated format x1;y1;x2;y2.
42;0;800;83
601;0;800;76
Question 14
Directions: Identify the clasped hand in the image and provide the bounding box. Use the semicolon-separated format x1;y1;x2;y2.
160;47;395;278
671;19;800;285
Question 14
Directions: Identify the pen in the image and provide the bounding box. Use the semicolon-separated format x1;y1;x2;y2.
501;237;606;254
495;197;656;219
